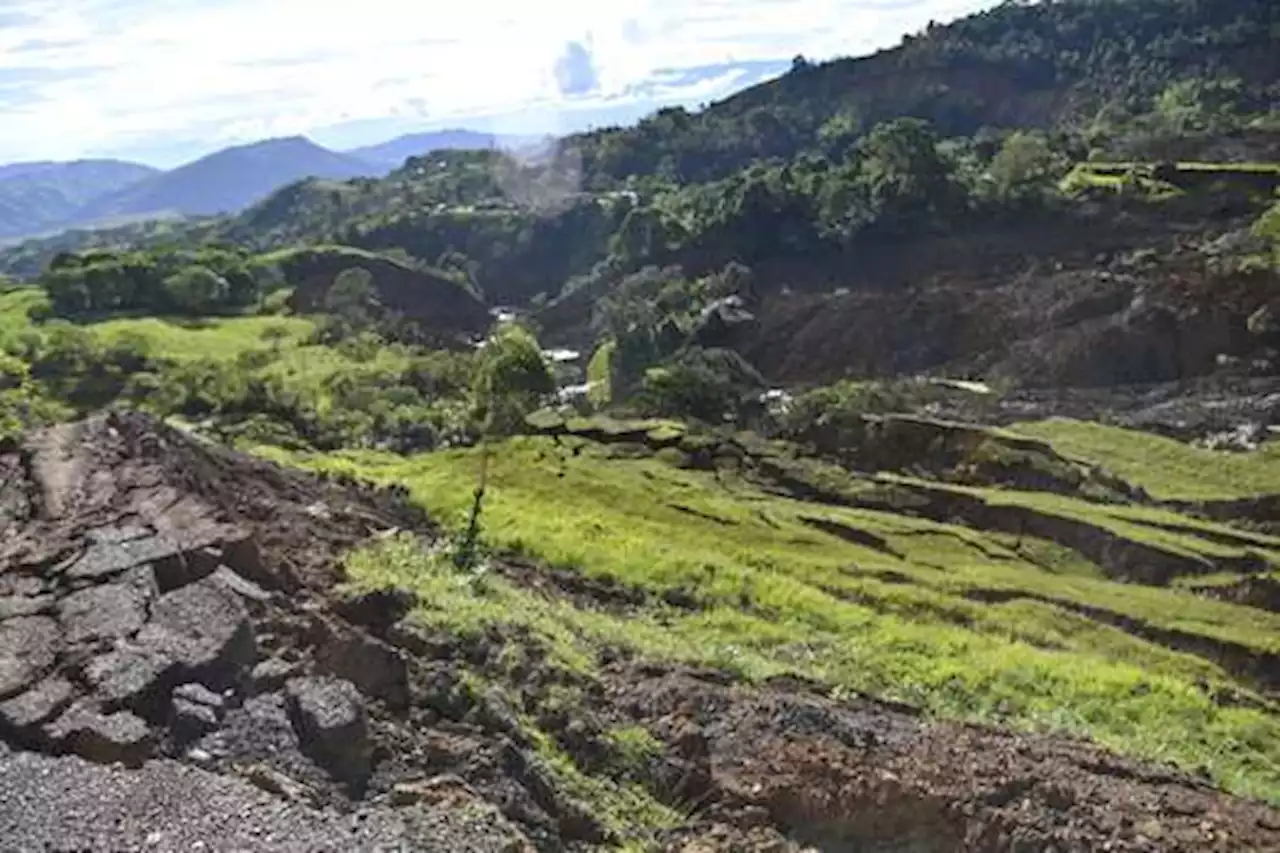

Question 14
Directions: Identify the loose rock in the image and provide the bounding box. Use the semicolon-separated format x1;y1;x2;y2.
137;575;257;690
45;702;153;766
57;580;151;645
0;676;77;733
0;616;63;701
285;677;372;788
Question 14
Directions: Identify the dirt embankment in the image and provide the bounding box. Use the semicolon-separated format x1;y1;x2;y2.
0;412;1277;851
736;205;1277;390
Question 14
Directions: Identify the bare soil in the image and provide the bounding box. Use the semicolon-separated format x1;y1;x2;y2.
0;412;1276;851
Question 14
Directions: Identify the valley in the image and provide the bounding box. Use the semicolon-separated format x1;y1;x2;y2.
0;0;1278;849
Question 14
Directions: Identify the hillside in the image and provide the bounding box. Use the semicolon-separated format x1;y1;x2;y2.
571;0;1278;185
0;159;159;240
345;129;539;171
0;0;1278;847
73;136;380;221
0;410;1276;851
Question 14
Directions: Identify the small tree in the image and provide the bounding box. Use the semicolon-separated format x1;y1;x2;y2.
986;130;1064;206
162;265;231;314
471;322;555;435
637;347;766;423
319;267;380;343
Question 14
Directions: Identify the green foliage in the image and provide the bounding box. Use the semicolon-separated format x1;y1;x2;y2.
0;351;72;439
162;265;231;314
853;118;963;232
778;379;951;445
586;339;616;408
39;246;265;318
1153;77;1245;136
637;347;766;423
985;130;1069;206
471;323;555;435
1252;195;1280;272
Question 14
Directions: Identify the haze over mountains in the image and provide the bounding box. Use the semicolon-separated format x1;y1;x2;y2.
0;43;797;244
0;128;558;242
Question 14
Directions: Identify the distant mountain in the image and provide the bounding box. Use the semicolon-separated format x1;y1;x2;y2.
74;136;380;221
0;159;159;240
345;129;544;171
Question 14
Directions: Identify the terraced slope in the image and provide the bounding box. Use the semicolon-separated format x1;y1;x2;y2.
262;416;1280;807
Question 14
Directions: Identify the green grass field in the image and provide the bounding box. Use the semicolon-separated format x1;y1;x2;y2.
1009;418;1280;501
0;284;316;362
91;315;316;361
261;435;1280;803
0;287;47;346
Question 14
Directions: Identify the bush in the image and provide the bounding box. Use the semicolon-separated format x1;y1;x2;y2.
471;323;555;434
636;347;765;423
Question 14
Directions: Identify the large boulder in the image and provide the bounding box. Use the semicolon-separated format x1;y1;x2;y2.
285;677;372;789
136;575;257;690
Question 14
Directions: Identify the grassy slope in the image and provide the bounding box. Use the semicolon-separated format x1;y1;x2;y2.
1009;418;1280;501
92;315;315;361
262;436;1280;803
0;285;316;362
0;287;46;346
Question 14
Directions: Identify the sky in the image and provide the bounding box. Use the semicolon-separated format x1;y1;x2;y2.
0;0;999;167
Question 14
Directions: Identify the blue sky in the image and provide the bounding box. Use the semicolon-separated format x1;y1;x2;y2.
0;0;997;167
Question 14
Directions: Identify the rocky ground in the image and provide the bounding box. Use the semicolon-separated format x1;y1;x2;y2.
1;411;1278;851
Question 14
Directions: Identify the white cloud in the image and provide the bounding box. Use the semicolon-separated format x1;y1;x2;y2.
0;0;998;165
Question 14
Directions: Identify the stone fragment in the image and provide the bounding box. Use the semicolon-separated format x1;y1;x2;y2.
251;657;302;692
312;616;409;711
82;645;175;711
45;701;153;766
0;616;62;701
285;676;372;787
57;581;150;645
0;676;77;732
171;682;227;741
136;576;256;689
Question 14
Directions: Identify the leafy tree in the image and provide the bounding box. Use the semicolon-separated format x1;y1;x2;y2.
471;323;554;434
637;347;766;423
985;130;1066;205
162;265;230;314
854;118;962;231
817;110;865;159
1154;77;1243;135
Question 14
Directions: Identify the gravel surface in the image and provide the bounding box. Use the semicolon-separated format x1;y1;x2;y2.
0;750;524;852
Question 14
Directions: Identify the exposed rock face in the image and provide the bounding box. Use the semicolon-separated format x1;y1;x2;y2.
0;412;430;780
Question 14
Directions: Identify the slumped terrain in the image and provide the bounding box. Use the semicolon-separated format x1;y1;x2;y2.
0;0;1278;848
1;408;1278;851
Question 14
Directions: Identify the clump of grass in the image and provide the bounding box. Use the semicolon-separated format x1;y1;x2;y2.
525;725;683;841
604;725;665;777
